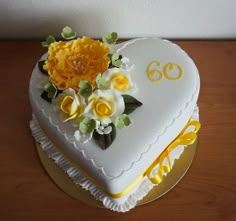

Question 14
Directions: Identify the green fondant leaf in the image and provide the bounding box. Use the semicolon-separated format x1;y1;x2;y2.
122;95;143;115
95;73;107;90
61;26;77;40
41;35;56;47
40;91;52;103
40;86;61;103
78;80;93;98
111;32;118;42
102;32;118;44
44;82;58;99
107;53;123;68
113;59;122;68
38;60;48;75
79;117;96;134
93;123;116;149
112;53;122;68
115;114;131;129
112;53;119;61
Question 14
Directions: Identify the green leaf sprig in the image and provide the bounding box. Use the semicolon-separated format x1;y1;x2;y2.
41;82;59;103
115;114;131;129
78;80;93;98
108;53;123;68
41;26;77;48
44;82;58;98
95;73;107;90
79;117;96;134
61;26;77;40
102;32;118;45
41;35;56;47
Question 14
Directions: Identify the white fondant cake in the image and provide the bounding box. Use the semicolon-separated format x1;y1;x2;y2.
29;36;200;212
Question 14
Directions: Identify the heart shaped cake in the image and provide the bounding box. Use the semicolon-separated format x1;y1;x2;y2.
29;28;200;212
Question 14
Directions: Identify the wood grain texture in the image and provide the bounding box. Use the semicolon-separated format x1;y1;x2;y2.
0;41;235;221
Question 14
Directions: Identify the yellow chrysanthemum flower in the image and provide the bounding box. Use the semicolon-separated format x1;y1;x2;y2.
44;37;110;91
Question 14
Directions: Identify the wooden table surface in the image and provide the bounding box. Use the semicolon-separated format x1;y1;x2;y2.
0;40;235;221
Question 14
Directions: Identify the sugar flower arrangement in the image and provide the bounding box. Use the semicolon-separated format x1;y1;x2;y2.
38;26;142;149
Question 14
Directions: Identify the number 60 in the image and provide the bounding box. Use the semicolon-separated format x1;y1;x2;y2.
147;61;184;83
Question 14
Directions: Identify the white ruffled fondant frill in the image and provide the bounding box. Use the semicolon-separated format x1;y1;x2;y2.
30;114;155;212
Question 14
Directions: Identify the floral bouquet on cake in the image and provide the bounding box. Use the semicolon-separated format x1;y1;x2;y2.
38;26;142;149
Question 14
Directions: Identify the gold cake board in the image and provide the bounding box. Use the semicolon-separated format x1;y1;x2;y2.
35;139;197;208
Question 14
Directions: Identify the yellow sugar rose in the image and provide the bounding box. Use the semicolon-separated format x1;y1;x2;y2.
44;37;110;91
54;88;84;122
84;89;125;124
109;73;130;92
93;99;113;118
103;68;133;93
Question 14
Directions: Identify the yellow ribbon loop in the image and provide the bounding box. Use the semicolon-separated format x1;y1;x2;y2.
181;120;201;134
146;120;201;184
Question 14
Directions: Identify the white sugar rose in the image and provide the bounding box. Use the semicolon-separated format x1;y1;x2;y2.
103;68;135;94
53;88;84;122
84;89;125;124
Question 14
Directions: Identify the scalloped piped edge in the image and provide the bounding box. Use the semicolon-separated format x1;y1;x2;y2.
29;37;200;179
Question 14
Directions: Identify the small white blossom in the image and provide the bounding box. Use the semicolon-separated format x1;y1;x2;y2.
96;121;112;135
121;57;134;71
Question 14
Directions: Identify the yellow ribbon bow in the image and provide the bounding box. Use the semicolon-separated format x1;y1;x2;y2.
146;120;201;184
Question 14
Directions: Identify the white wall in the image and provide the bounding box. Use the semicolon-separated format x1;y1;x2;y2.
0;0;235;39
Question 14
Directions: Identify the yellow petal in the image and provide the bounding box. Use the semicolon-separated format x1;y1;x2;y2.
70;99;79;115
60;96;73;113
